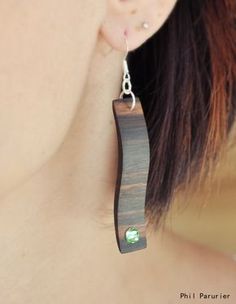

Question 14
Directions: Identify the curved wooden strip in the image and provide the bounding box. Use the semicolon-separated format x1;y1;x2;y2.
113;98;150;253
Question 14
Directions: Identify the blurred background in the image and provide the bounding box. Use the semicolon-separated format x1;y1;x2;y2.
166;131;236;256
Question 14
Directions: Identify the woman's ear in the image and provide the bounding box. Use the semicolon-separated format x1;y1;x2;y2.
100;0;177;51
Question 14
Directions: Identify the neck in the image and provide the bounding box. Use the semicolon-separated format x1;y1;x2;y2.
1;36;123;228
0;36;189;284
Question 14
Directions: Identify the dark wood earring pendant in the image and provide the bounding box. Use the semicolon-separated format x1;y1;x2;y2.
112;97;150;254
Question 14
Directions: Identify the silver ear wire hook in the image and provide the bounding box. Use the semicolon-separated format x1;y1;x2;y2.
120;35;136;111
124;36;129;59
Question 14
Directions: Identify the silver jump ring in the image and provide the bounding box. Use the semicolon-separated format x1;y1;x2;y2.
122;78;132;94
120;91;136;111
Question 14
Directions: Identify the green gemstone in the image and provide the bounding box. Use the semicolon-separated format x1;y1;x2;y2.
125;227;140;244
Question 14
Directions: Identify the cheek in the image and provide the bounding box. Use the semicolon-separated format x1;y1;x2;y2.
0;95;75;197
0;0;105;196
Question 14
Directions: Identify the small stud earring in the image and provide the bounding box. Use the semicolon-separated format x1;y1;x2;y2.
141;21;149;30
136;21;150;32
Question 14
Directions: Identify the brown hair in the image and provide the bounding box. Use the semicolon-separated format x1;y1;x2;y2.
129;0;236;228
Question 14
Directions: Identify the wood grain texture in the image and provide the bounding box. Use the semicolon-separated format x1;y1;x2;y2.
113;98;150;253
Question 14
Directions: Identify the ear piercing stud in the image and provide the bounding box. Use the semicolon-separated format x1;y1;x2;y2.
141;21;149;30
136;21;149;31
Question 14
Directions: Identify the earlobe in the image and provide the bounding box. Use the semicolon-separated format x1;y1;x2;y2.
100;0;152;52
100;0;177;52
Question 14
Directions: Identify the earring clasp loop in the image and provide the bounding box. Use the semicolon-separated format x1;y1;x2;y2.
120;36;136;111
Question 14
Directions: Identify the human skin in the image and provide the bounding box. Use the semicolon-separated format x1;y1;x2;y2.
0;0;176;196
0;1;235;303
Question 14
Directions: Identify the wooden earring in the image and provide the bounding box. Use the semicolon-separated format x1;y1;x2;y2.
112;36;150;253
